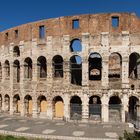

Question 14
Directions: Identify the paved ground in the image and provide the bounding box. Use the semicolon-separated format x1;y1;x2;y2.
0;113;134;140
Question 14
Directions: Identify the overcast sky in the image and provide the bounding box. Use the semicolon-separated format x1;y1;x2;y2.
0;0;139;31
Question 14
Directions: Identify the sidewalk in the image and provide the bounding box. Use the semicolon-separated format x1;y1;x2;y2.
0;113;134;140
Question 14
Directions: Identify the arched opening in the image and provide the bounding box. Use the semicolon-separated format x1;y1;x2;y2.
109;96;122;122
53;96;64;118
24;95;32;116
37;95;47;116
109;53;122;79
24;57;32;79
129;53;140;79
70;39;82;52
0;94;2;111
4;94;10;112
70;55;82;85
70;95;82;120
5;60;10;78
128;96;139;121
52;55;63;78
88;53;102;80
13;94;20;114
0;63;2;81
13;60;20;82
37;56;47;78
13;46;20;57
89;96;101;120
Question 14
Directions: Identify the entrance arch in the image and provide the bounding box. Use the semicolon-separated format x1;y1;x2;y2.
109;96;122;122
89;96;101;120
37;95;47;115
24;95;32;116
4;94;10;112
70;95;82;120
129;96;139;121
53;96;64;118
13;94;20;113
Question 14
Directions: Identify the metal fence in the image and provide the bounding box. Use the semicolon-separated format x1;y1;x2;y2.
70;104;82;120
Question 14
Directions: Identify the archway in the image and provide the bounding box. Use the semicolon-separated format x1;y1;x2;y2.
37;95;47;116
109;96;122;122
129;53;140;79
52;55;63;78
13;94;20;113
89;96;101;120
53;96;64;118
37;56;47;78
70;55;82;85
70;95;82;120
109;53;122;79
24;57;32;79
88;53;102;80
13;46;20;57
24;95;32;116
4;60;10;78
128;96;139;121
70;39;82;52
4;94;10;112
13;60;20;82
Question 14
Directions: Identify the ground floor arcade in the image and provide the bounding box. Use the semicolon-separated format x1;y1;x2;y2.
0;92;140;123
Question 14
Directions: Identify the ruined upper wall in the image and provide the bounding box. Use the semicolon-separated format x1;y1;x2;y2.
0;12;140;46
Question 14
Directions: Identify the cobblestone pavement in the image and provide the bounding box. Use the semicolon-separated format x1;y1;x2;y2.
0;113;134;140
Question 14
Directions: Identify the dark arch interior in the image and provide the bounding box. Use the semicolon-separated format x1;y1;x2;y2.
129;53;140;79
14;60;20;82
88;53;102;80
70;96;82;104
13;46;20;57
53;96;63;103
70;55;82;85
89;96;101;104
109;96;121;104
37;56;47;78
24;58;32;79
53;55;63;78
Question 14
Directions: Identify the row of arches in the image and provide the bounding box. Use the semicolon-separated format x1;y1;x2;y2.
0;94;139;122
0;52;139;85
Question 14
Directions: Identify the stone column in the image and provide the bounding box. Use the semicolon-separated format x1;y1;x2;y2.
122;57;129;89
102;59;109;89
64;61;70;85
121;92;129;122
32;62;38;81
47;100;53;119
101;92;109;122
20;97;25;117
2;96;5;112
10;62;14;115
2;62;5;82
122;31;130;89
82;93;89;122
63;35;70;85
10;96;13;115
101;32;109;89
82;58;88;87
47;60;53;86
81;33;89;87
32;97;38;118
64;94;70;121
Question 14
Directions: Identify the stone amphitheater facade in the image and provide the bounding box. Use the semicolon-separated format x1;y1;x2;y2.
0;12;140;123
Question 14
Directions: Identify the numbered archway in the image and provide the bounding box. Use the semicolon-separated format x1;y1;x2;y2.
70;95;82;120
13;94;20;113
53;96;64;118
24;95;32;116
109;96;122;122
89;96;101;120
37;95;47;114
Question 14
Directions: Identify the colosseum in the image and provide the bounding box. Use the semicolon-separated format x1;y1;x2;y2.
0;12;140;123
